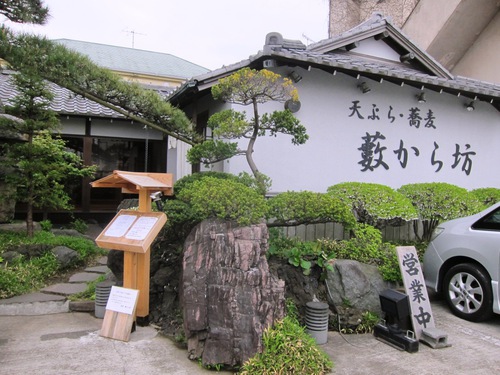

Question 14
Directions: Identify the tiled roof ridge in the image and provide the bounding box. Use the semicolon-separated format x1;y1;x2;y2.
308;12;388;51
54;38;176;59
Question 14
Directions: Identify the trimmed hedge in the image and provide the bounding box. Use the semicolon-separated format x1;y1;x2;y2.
327;182;418;228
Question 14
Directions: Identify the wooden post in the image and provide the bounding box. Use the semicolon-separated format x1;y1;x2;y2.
135;189;151;317
91;170;173;321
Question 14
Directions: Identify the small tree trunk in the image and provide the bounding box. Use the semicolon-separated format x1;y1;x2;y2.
26;133;34;238
26;174;35;237
246;99;260;178
26;201;34;237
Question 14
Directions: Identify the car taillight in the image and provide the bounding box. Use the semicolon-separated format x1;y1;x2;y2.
430;227;444;241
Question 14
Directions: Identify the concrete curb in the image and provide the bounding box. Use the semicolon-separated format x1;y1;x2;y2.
0;293;69;315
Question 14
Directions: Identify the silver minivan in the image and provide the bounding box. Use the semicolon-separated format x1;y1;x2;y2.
423;202;500;322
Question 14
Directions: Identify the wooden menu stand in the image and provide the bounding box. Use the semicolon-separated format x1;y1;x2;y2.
91;170;173;320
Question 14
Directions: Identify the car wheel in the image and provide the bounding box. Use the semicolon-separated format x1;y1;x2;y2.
443;263;493;322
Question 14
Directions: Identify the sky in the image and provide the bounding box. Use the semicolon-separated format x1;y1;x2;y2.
5;0;330;70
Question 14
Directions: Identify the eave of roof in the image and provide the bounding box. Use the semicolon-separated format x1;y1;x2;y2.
168;15;500;111
0;71;124;118
308;12;453;79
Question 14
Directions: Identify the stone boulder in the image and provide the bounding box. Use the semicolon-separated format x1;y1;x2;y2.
106;249;124;283
182;219;285;368
2;243;50;259
0;222;41;233
51;246;79;268
268;258;327;318
325;259;394;318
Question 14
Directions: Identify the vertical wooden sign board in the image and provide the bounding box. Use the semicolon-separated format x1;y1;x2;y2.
396;246;435;339
91;171;173;319
100;286;139;342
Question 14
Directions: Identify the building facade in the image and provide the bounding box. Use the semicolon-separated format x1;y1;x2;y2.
169;14;500;194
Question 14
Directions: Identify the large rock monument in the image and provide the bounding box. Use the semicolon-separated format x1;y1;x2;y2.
182;219;285;368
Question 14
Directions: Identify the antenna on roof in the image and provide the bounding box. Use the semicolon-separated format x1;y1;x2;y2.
123;29;146;48
302;33;315;45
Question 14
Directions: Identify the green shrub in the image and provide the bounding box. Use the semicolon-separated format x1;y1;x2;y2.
399;182;483;241
267;228;296;258
176;177;267;226
70;218;88;234
327;182;418;228
173;171;242;197
266;191;356;229
376;242;401;282
470;187;500;209
161;199;204;242
42;233;103;260
315;223;383;265
0;252;59;298
239;315;333;375
237;171;272;196
269;224;390;279
343;223;383;264
268;234;335;276
40;220;52;231
0;230;102;260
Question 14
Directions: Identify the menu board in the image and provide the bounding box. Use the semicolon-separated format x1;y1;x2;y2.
96;210;167;253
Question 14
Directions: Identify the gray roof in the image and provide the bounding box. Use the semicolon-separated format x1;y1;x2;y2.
0;38;211;119
0;71;122;118
54;39;209;80
168;14;500;110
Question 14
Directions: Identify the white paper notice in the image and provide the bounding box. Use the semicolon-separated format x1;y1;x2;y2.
125;216;158;240
104;214;137;237
106;286;139;315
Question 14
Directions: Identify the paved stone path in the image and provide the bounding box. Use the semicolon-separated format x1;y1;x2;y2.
0;223;112;316
0;256;111;316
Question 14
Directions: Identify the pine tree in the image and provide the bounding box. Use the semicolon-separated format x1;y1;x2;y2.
1;71;95;236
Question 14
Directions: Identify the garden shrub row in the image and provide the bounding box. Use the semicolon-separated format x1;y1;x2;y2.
168;173;499;243
165;173;500;283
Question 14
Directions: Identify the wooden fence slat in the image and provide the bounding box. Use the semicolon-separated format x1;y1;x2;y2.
271;220;423;242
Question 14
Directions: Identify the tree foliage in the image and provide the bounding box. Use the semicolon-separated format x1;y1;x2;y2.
0;0;49;24
187;68;308;192
327;182;418;228
211;68;299;105
398;182;483;241
176;177;267;226
266;191;356;229
173;171;263;196
0;27;197;144
470;187;500;209
1;71;95;236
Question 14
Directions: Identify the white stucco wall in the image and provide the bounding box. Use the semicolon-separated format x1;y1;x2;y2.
225;67;500;193
91;119;164;140
60;117;164;140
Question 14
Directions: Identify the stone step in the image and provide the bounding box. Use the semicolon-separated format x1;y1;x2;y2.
41;283;88;296
85;265;110;274
69;272;102;283
69;300;95;313
0;292;68;316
